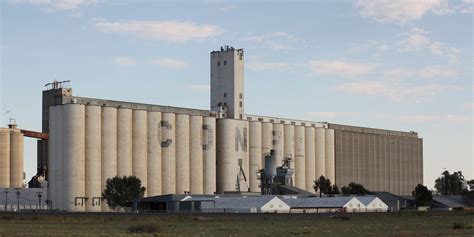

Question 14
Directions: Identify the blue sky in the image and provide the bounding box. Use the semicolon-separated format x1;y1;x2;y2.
1;0;472;189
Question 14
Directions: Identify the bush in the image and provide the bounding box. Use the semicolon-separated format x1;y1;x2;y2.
128;223;161;233
452;222;472;230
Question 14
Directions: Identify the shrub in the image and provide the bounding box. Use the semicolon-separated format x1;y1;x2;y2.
128;223;161;233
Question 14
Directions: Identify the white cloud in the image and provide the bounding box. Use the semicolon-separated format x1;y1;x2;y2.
247;62;291;71
189;85;210;91
308;111;360;119
8;0;98;11
94;20;222;43
308;60;374;77
399;28;460;62
114;57;136;66
355;0;449;24
151;58;188;70
242;32;306;50
219;4;237;12
382;66;457;80
335;80;456;102
463;103;474;109
398;114;471;123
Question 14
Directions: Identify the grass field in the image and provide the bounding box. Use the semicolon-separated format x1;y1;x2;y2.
0;210;473;236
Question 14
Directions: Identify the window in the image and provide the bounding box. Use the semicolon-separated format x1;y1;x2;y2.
239;101;242;107
217;61;220;66
224;60;227;65
239;93;243;99
224;93;226;98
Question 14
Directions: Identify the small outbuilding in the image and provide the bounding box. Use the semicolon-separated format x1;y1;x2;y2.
356;196;389;212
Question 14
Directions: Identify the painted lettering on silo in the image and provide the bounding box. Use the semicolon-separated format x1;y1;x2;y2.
235;127;248;152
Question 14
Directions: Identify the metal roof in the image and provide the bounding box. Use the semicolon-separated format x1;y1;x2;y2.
201;196;277;209
356;196;378;206
282;196;355;208
432;195;467;208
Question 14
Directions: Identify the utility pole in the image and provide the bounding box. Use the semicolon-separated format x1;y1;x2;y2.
14;188;21;211
3;189;10;211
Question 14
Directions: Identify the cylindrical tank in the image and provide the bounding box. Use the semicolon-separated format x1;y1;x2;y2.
0;129;10;188
55;106;64;210
248;121;262;192
241;120;249;192
294;125;305;190
325;129;335;184
273;123;284;165
175;114;190;194
132;110;147;194
85;105;101;212
283;124;294;181
101;106;117;211
47;107;57;208
261;122;273;169
161;112;176;194
9;129;23;188
305;126;315;192
315;127;326;181
216;119;236;193
147;111;161;196
189;116;203;194
203;116;216;194
61;104;85;212
264;150;277;179
117;108;132;176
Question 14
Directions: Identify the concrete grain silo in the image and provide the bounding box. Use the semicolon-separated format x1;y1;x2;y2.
325;129;335;183
248;121;262;192
0;129;11;187
101;106;117;211
175;114;190;194
147;111;162;196
305;126;315;191
117;108;132;177
161;112;176;194
132;110;147;194
189;115;203;194
85;105;101;212
294;125;305;190
202;116;216;194
315;127;326;180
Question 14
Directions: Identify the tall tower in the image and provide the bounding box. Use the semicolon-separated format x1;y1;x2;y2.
210;46;244;119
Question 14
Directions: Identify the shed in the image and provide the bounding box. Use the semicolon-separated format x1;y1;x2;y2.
356;196;389;212
282;196;365;213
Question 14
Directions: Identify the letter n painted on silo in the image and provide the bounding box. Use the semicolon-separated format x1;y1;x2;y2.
235;127;247;152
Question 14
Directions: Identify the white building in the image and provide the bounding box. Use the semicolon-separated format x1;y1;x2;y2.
356;196;389;212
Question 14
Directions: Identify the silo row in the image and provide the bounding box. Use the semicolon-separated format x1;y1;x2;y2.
222;119;336;194
48;104;217;212
0;128;24;188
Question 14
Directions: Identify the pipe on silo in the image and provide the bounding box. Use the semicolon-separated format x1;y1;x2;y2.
294;126;305;190
190;116;203;194
305;126;315;192
117;108;132;176
203;117;216;194
315;127;326;180
0;129;10;188
132;110;147;195
9;129;23;188
325;129;335;184
61;104;85;212
101;107;117;211
85;105;101;212
261;122;273;170
147;111;161;196
249;121;262;192
161;112;176;194
175;114;190;194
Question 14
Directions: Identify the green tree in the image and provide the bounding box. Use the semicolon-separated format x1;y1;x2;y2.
434;170;466;195
330;185;340;195
412;184;433;206
341;182;369;196
102;176;146;211
313;175;332;197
